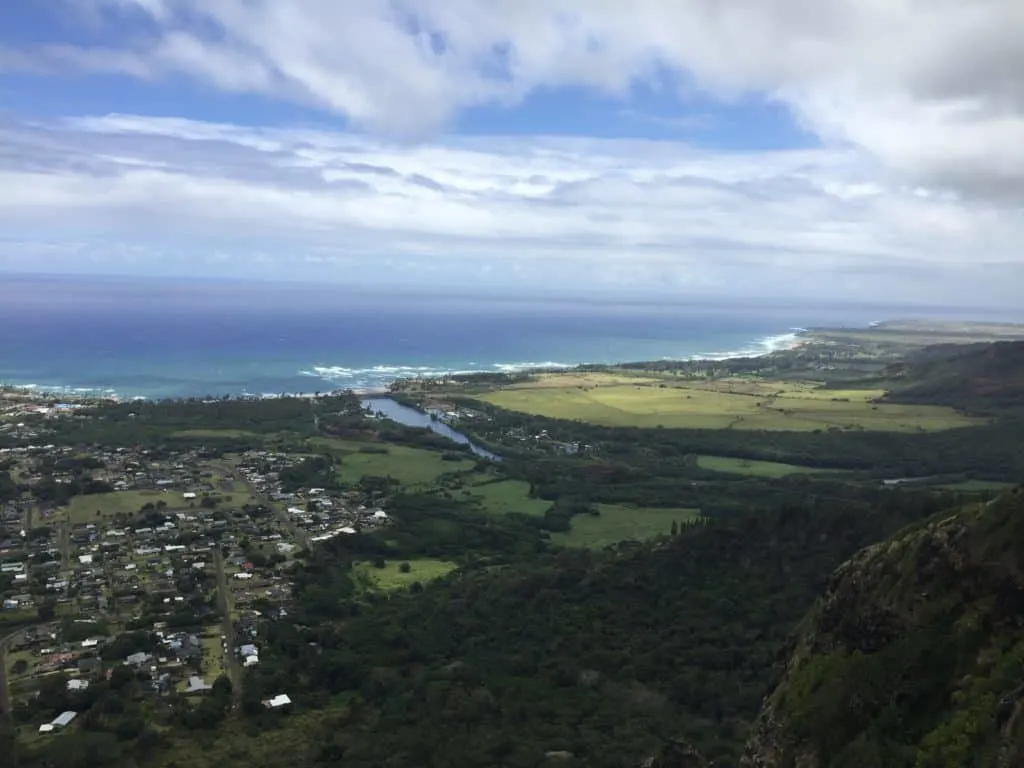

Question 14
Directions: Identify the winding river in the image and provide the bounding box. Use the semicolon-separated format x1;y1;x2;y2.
361;397;501;461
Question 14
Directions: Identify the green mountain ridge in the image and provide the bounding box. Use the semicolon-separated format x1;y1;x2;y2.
742;487;1024;768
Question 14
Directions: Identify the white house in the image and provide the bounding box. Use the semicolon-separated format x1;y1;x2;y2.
264;694;291;708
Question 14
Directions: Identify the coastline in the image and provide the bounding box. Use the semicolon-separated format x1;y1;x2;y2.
0;327;813;403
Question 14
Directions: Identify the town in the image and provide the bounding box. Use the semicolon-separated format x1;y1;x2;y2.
0;388;398;737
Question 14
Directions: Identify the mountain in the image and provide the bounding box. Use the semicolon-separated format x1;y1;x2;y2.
743;487;1024;768
882;341;1024;411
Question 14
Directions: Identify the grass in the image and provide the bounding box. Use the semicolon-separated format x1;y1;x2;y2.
201;629;225;681
310;438;478;487
458;479;552;517
171;429;262;439
552;504;700;549
65;490;183;523
479;373;981;432
696;455;830;478
937;480;1017;492
353;558;459;591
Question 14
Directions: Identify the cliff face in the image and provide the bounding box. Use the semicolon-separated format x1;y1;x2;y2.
743;488;1024;768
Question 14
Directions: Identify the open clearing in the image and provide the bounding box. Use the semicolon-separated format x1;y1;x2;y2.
553;504;700;549
696;455;833;478
937;480;1017;492
171;429;262;439
459;479;552;517
480;373;981;432
353;558;459;591
65;489;185;523
310;438;478;487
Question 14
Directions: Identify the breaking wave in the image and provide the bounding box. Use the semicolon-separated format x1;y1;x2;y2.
300;331;807;391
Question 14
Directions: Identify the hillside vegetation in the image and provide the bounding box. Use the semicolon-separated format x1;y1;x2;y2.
743;488;1024;768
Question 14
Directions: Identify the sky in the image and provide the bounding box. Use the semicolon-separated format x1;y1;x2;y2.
0;1;1022;307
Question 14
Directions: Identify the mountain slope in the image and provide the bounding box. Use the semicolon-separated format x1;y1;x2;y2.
882;341;1024;411
743;488;1024;768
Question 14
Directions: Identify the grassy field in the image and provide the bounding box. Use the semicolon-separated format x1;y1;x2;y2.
64;489;183;523
458;479;552;517
353;558;459;591
171;429;262;439
310;438;478;487
552;504;700;549
479;373;981;432
696;455;830;478
937;480;1017;492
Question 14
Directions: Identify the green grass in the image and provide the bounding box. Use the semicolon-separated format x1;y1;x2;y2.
353;558;459;591
201;629;225;681
552;504;700;549
311;438;478;488
479;373;980;432
458;479;552;517
170;429;262;439
696;455;830;478
64;490;184;523
937;480;1017;492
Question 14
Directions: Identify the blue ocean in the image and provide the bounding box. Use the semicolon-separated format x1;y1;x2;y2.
0;275;1014;399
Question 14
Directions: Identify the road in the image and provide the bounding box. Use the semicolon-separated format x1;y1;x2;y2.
212;549;243;708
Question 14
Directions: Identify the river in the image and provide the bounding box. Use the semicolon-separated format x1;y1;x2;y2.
361;397;501;461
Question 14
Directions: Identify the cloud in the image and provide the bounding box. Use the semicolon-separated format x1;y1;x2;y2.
4;0;1024;200
0;113;1021;306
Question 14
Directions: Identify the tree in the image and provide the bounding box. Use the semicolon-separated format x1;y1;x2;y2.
212;674;233;699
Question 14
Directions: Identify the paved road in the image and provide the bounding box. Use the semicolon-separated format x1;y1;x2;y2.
212;549;243;708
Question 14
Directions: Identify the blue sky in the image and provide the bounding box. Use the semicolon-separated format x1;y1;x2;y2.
0;1;1022;307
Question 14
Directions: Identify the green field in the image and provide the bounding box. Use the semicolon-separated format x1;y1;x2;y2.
64;489;184;523
458;479;552;517
353;558;459;591
309;438;478;487
696;455;829;478
479;374;980;432
937;480;1017;492
552;504;700;549
171;429;262;439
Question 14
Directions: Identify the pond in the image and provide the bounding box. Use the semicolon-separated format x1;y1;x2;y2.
361;397;501;461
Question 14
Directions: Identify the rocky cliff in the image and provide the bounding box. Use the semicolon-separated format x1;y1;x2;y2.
743;488;1024;768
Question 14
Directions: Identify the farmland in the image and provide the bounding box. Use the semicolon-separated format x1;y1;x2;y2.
478;373;982;432
552;504;700;549
310;438;478;487
458;479;552;517
696;455;832;478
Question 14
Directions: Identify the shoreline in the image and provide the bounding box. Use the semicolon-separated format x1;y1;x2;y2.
0;326;820;403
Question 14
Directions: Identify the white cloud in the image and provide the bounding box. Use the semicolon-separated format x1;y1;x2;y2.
5;0;1024;199
0;113;1021;306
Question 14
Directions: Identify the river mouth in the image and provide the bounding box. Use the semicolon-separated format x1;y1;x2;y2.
361;397;501;461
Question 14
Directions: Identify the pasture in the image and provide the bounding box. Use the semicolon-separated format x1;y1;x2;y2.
479;373;981;432
311;438;478;487
552;504;700;549
459;479;552;517
353;558;459;591
170;429;261;439
696;455;829;478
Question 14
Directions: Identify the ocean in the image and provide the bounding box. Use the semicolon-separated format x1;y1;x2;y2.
0;275;1011;400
